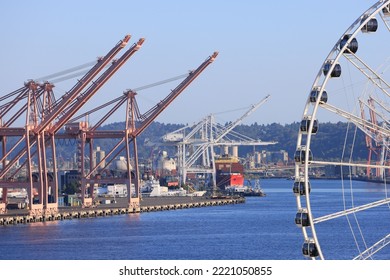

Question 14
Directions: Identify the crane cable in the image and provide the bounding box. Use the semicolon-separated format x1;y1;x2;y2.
68;72;190;122
35;60;97;82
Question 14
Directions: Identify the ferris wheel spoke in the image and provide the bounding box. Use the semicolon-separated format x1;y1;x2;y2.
369;95;390;115
360;97;390;127
320;102;367;127
320;103;390;138
310;159;390;170
380;6;390;31
313;198;390;224
342;51;390;98
353;233;390;260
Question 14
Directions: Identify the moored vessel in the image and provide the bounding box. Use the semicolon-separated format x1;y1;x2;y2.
214;156;265;197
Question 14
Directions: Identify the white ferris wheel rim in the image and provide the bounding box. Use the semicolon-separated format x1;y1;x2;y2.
295;0;390;260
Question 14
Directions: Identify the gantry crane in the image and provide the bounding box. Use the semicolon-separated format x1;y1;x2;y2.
359;96;390;180
162;94;276;187
360;96;389;179
56;52;219;209
0;35;143;215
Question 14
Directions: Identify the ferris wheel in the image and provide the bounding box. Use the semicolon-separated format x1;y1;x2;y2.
294;1;390;260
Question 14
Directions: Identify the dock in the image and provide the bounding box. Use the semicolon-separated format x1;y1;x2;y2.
0;196;245;226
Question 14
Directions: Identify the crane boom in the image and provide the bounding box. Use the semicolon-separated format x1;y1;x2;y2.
359;99;372;149
0;35;135;178
185;95;271;168
48;38;145;134
214;94;270;142
34;34;132;134
59;52;218;139
67;73;189;124
133;51;219;137
0;87;30;120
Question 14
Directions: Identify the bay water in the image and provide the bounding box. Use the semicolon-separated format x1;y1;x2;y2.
1;178;389;260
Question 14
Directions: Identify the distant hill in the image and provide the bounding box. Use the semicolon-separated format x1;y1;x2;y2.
233;121;367;161
1;121;368;163
56;121;366;162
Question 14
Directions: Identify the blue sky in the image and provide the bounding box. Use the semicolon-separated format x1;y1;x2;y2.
0;0;379;126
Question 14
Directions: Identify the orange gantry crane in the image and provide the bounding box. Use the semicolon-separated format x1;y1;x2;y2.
0;35;144;215
0;36;218;216
58;51;219;209
359;97;385;178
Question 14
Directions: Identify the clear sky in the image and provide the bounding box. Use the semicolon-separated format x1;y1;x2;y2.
0;0;378;126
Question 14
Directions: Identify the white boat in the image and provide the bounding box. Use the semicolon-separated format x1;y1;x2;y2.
141;178;168;196
141;177;205;197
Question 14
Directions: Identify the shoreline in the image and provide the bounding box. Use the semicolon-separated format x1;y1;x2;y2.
0;196;245;226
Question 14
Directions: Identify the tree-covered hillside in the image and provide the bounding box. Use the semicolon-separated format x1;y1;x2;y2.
75;121;368;162
234;121;367;161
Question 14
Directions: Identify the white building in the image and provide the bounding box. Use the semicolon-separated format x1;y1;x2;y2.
96;184;133;197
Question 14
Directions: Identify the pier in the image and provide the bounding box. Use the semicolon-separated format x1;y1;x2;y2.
0;196;245;226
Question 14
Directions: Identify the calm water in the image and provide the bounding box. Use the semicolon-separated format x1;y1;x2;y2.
0;179;389;260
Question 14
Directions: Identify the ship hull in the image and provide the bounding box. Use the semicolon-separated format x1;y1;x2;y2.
216;173;244;189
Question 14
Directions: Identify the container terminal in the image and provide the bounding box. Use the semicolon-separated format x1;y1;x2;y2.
0;34;221;219
0;34;277;227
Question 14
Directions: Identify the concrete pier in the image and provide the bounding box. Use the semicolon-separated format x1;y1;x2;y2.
0;196;245;226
